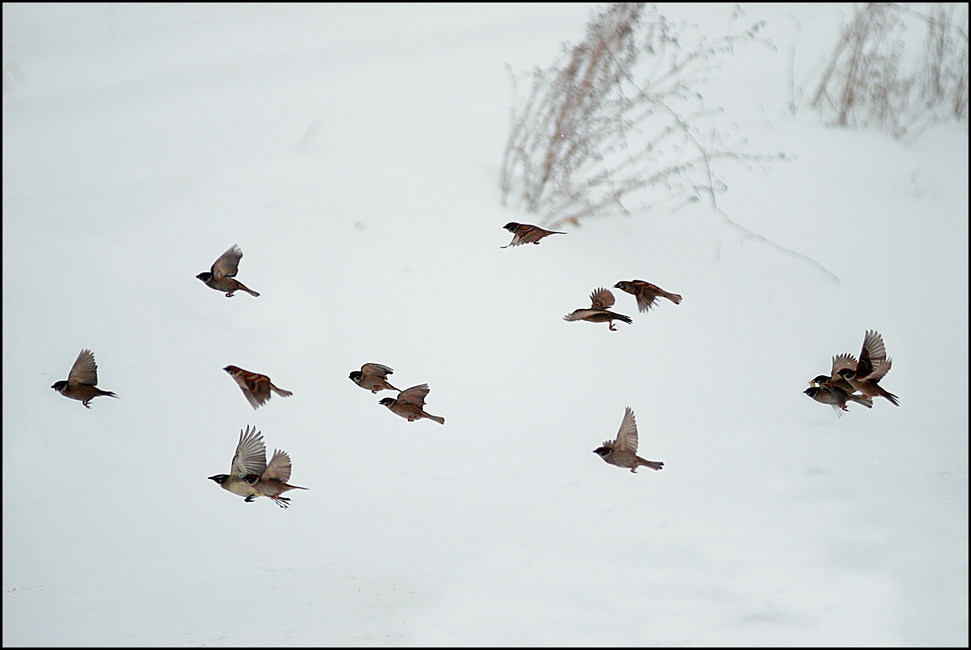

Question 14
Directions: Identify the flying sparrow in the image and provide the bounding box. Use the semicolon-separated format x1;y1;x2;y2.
810;352;860;395
51;349;118;408
349;363;400;393
223;365;292;410
252;448;307;509
208;425;266;504
836;330;899;406
804;383;873;416
208;425;306;508
593;406;664;473
805;351;875;416
501;222;565;248
379;383;445;424
196;244;260;297
563;287;632;331
614;280;682;312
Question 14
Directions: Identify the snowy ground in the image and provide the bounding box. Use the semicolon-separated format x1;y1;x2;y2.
3;3;967;646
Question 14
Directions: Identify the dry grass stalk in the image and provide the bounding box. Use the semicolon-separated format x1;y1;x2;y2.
809;2;968;140
500;3;784;229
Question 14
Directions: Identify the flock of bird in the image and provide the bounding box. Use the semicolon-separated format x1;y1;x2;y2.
804;329;900;416
50;222;899;507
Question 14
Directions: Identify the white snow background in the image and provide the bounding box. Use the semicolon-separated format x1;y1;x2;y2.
2;3;968;646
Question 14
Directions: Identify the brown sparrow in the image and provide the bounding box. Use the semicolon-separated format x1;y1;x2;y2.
804;383;873;416
51;349;118;408
563;287;632;331
379;384;445;424
805;352;874;416
593;406;664;473
835;330;899;406
208;425;266;503
614;280;682;312
196;244;260;297
501;222;565;248
810;353;859;395
252;448;307;509
349;363;400;393
223;365;292;410
208;425;306;508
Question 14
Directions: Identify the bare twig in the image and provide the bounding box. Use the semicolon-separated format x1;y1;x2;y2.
500;3;786;229
806;3;968;139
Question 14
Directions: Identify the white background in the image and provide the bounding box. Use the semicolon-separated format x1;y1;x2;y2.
3;3;967;646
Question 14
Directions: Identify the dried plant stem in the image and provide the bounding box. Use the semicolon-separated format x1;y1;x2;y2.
501;3;785;228
808;3;968;139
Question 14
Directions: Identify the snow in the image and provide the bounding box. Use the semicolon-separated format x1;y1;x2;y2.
3;3;967;646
